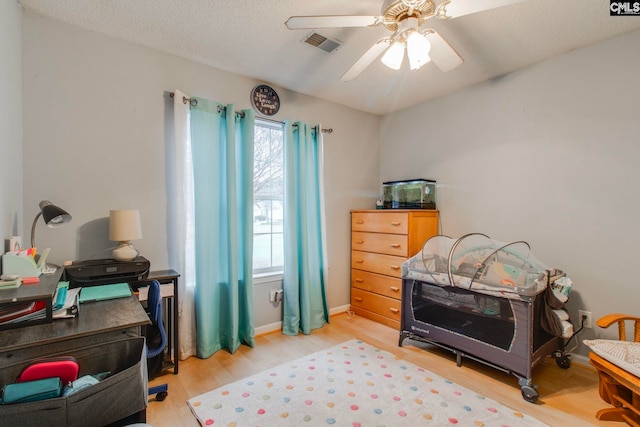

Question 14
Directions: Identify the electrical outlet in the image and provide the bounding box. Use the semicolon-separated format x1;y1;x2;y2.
269;289;283;303
579;310;592;329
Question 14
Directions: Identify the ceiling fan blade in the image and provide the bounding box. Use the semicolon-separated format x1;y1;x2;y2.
437;0;526;19
340;37;393;82
285;15;382;29
423;30;463;72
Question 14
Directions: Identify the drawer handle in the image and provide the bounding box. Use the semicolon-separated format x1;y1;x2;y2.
390;244;401;248
390;287;400;292
356;240;365;244
355;259;364;264
390;308;400;313
355;278;364;283
390;265;400;270
390;222;402;226
355;297;363;302
356;220;364;224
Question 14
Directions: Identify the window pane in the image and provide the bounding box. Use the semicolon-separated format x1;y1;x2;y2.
253;120;284;274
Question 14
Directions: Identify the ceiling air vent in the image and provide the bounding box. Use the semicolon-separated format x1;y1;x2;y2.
303;32;342;53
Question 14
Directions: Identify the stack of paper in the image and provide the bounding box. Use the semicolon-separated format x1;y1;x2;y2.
0;278;21;290
0;300;47;326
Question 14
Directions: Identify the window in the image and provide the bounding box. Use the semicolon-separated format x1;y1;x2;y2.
253;119;284;275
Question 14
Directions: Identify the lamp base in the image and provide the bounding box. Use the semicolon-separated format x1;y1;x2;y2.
112;241;138;262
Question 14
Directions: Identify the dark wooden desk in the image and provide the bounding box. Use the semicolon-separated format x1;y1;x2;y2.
1;268;148;353
0;277;151;426
0;292;150;356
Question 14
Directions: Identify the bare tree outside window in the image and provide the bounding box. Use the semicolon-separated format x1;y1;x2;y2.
253;120;284;273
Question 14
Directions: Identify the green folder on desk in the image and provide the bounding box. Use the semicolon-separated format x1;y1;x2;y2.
79;283;132;303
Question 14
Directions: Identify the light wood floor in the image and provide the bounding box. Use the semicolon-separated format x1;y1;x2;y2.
147;313;617;426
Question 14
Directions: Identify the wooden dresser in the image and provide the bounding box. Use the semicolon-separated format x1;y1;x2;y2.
350;209;439;329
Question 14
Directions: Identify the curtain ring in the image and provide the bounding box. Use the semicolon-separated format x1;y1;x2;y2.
184;97;198;107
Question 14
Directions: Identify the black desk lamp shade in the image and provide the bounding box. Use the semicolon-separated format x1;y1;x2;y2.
30;200;72;248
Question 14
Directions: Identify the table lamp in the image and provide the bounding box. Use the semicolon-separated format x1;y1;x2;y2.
30;200;72;248
109;209;142;261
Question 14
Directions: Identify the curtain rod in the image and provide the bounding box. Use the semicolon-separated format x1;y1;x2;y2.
170;92;198;107
169;92;333;134
256;115;333;134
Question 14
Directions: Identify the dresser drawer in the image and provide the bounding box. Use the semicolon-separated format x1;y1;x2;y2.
351;251;405;278
352;212;408;234
351;269;402;300
351;232;408;257
351;288;401;321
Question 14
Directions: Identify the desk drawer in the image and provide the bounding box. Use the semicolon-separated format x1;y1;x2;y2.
351;251;405;278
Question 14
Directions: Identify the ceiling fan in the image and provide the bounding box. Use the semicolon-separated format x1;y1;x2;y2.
285;0;526;82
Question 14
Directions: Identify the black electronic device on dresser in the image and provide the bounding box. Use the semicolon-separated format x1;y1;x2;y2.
64;256;150;288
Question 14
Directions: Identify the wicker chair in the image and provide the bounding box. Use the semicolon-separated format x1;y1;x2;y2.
589;314;640;426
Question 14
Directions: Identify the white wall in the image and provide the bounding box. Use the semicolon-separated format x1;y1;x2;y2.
21;12;381;326
380;29;640;355
0;1;23;248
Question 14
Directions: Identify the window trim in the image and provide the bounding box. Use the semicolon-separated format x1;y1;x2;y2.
253;270;284;284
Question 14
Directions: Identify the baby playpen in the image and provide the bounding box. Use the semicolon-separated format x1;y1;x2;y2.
400;233;573;402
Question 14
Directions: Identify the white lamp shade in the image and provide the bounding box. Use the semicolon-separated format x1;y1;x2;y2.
381;41;405;70
407;31;431;70
109;210;142;242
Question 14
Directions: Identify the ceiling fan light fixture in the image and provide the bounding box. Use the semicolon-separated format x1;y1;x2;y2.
381;40;405;70
406;30;431;70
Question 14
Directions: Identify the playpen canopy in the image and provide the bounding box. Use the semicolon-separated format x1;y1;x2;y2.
403;233;559;299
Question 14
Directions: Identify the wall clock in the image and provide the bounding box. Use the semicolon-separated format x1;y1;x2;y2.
251;84;280;116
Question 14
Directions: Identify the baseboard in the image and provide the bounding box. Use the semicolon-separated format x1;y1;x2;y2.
255;322;282;337
329;304;350;316
254;305;351;337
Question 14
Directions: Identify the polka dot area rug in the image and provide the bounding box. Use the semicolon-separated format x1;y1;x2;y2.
187;339;547;426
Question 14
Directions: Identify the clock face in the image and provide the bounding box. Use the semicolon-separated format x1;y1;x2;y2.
251;84;280;116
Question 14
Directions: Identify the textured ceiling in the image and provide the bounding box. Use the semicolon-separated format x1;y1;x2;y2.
18;0;640;115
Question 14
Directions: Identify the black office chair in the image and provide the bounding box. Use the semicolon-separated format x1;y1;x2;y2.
146;279;168;401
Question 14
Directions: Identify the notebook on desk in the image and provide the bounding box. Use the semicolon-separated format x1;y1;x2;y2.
79;282;132;304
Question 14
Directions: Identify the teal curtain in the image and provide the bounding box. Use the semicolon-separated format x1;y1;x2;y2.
282;121;329;335
190;99;255;357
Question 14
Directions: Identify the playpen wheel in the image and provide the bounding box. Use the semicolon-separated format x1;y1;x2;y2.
156;391;168;401
521;385;539;403
555;356;571;369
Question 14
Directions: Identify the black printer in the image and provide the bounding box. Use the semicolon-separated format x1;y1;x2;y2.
64;256;150;288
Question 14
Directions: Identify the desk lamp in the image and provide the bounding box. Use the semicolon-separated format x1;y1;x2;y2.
30;200;72;248
109;209;142;261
